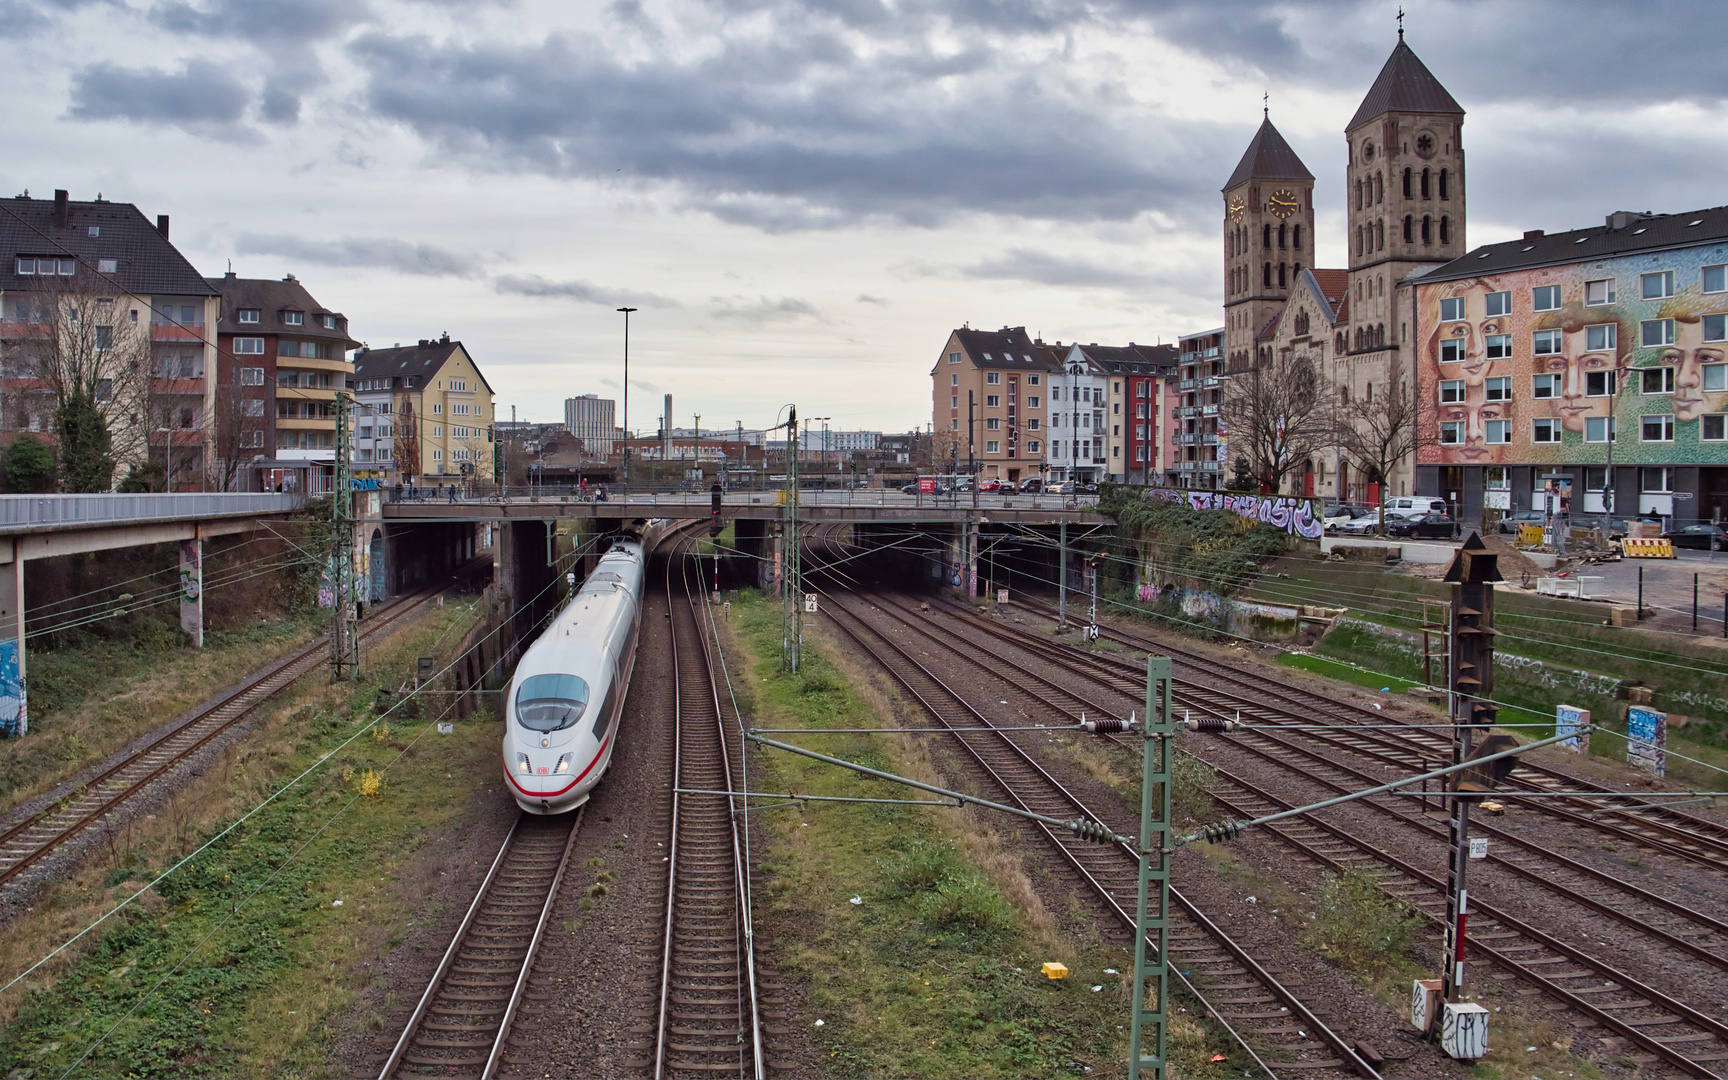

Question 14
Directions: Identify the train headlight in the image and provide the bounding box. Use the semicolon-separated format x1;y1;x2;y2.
516;752;531;774
555;753;573;774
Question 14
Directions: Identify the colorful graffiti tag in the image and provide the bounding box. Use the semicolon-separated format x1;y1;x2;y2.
1145;487;1323;540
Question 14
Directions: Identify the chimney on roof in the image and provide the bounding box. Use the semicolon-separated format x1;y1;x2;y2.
440;331;449;343
1523;229;1545;241
419;339;430;347
1606;211;1648;231
156;214;169;239
52;189;68;227
283;273;298;284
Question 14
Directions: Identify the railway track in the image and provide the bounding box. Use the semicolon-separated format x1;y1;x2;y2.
379;811;583;1078
1007;591;1728;870
807;582;1380;1079
0;565;480;892
652;537;768;1079
845;585;1728;1076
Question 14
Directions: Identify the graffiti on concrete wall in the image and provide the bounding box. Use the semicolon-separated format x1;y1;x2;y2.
1146;487;1323;540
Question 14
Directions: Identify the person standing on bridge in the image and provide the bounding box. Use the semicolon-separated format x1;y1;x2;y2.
447;484;457;504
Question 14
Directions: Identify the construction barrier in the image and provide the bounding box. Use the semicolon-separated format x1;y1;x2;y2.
1517;524;1545;546
1621;537;1675;558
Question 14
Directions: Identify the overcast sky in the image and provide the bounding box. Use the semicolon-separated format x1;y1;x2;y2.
6;0;1725;434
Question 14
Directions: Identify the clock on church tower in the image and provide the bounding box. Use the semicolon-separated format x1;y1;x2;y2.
1268;189;1299;218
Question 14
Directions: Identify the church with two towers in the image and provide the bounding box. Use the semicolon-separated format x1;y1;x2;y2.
1220;30;1464;501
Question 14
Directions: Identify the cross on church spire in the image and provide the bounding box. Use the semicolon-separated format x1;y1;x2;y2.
1263;91;1269;118
1397;6;1404;39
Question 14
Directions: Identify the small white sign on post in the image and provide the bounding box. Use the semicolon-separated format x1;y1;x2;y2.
1468;837;1488;860
997;589;1009;604
804;593;819;613
437;722;453;734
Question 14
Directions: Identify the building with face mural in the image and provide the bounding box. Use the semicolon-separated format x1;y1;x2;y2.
1413;206;1728;524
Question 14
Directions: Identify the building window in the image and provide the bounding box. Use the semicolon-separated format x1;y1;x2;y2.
284;310;304;325
1533;373;1561;398
986;418;1001;431
94;326;112;351
1439;421;1463;444
1585;370;1616;396
1642;414;1675;442
1028;374;1039;385
950;373;959;386
240;366;264;385
1027;395;1040;408
1641;319;1676;347
1028;418;1040;430
1533;285;1561;312
1485;420;1511;444
985;372;1001;385
1533;418;1560;443
1439;339;1465;363
238;308;260;324
1485;334;1512;359
1485;376;1512;401
948;352;960;364
322;315;337;329
1533;329;1563;355
432;450;443;461
950;419;959;430
985;440;1000;454
1704;415;1728;441
1439;379;1465;404
1585;279;1615;305
1585;323;1617;352
951;396;958;409
1705;265;1726;294
1485;291;1511;317
985;394;1001;407
1028;440;1040;453
1641;271;1676;300
1705;314;1727;342
1641;467;1672;493
97;258;118;274
1439;297;1465;322
432;403;443;414
1642;367;1676;394
1585;416;1615;442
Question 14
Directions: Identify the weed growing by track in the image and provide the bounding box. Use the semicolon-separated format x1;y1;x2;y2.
724;592;1226;1079
1297;868;1421;974
0;599;495;1078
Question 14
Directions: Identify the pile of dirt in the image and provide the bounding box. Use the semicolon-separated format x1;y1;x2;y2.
1474;529;1546;584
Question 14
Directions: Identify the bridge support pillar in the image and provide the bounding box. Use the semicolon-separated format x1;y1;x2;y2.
966;520;979;599
1;546;23;736
179;536;204;648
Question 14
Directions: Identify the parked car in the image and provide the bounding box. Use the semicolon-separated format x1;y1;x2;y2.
1052;481;1080;495
1387;513;1461;540
1496;509;1551;535
1019;478;1044;494
1078;482;1100;495
1323;505;1372;532
1383;496;1450;521
1662;523;1728;551
1331;513;1381;536
979;479;1003;493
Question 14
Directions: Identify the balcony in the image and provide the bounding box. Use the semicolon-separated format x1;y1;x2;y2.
1201;375;1223;389
1199;403;1221;417
150;325;204;342
1178;378;1197;391
151;378;205;396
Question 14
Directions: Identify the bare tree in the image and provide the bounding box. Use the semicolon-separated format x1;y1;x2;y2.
395;396;421;483
1221;350;1329;494
1329;354;1421;533
211;357;268;491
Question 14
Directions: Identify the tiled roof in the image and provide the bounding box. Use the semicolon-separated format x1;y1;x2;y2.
0;193;215;297
206;273;358;347
951;326;1064;370
1223;116;1313;191
1347;38;1463;130
1307;268;1351;324
1421;205;1728;283
353;338;493;396
1072;342;1179;374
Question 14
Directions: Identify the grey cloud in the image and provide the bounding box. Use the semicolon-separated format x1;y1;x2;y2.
962;248;1158;291
151;0;361;43
349;29;1224;230
67;59;254;140
855;293;888;305
236;232;481;277
709;295;824;323
494;274;679;308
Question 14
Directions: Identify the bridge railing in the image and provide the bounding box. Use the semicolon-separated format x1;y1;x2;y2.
384;482;1099;512
0;492;306;533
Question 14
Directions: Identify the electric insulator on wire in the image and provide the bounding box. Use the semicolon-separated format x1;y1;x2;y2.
1184;717;1238;733
1196;819;1246;844
1065;817;1118;843
1082;717;1137;734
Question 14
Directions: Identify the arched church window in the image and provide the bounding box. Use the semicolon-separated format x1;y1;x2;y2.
1375;220;1384;250
1440;216;1451;244
1421;215;1432;244
1263;262;1272;287
1439;168;1450;200
1421;168;1431;199
1263;223;1272;248
1403;168;1412;199
1336;332;1346;353
1355;178;1363;211
1293;224;1302;249
1403;215;1413;243
1374;173;1383;203
1278;223;1287;249
1279;263;1287;288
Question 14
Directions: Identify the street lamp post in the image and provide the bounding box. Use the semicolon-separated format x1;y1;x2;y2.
617;306;637;487
1068;361;1085;491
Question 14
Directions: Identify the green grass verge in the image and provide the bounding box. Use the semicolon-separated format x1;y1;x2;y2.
725;591;1231;1080
0;600;493;1078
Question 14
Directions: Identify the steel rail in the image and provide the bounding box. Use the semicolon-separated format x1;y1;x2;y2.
0;565;479;891
808;582;1377;1079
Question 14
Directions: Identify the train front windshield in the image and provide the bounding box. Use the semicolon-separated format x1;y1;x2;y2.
515;674;590;732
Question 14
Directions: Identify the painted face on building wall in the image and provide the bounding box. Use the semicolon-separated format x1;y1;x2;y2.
1439;380;1512;464
1662;300;1727;422
1549;349;1620;432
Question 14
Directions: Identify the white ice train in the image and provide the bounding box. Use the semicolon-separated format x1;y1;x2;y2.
502;522;666;815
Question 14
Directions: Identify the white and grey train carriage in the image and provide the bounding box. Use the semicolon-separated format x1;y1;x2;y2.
502;522;664;814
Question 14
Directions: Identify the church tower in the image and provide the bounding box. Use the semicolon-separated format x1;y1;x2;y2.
1344;30;1464;360
1222;112;1314;374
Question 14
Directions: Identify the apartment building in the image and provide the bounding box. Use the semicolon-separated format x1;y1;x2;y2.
1169;329;1226;487
1414;204;1728;523
206;272;357;493
352;335;497;485
564;393;617;456
0;190;218;489
930;326;1063;483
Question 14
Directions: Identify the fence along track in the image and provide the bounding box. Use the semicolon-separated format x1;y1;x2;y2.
654;539;765;1079
0;569;471;892
380;811;583;1079
879;590;1728;972
1006;592;1728;869
809;584;1378;1079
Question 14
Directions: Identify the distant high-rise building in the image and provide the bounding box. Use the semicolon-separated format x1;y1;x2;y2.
563;394;616;455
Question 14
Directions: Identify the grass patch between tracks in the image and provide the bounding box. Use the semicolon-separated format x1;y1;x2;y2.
0;598;497;1079
722;590;1229;1080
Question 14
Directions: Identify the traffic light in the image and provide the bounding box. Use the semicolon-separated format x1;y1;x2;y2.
710;481;724;536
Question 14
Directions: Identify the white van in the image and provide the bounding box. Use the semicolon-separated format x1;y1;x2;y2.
1383;496;1449;521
